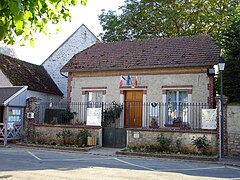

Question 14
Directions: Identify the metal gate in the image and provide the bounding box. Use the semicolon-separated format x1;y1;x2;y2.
102;127;126;148
102;103;126;148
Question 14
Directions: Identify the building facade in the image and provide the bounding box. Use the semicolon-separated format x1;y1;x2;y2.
62;34;220;129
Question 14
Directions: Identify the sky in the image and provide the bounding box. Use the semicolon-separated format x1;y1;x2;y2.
12;0;125;65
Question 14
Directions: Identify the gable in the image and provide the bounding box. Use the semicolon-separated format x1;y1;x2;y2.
41;24;98;99
0;69;12;86
0;86;27;106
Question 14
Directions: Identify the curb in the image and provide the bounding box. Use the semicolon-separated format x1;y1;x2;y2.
13;143;98;152
116;151;218;161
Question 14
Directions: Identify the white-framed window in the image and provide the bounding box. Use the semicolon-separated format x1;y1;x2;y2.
167;90;188;124
86;91;103;108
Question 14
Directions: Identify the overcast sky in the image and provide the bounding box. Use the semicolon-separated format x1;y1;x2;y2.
12;0;125;65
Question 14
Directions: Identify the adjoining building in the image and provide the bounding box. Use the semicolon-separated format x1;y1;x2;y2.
42;24;98;101
0;53;63;102
0;86;27;145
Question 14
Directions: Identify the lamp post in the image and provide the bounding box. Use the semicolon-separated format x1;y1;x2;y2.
218;56;225;160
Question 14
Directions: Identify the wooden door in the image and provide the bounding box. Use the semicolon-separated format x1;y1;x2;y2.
124;90;143;128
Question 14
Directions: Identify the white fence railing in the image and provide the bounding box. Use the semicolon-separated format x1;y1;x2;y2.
0;123;23;145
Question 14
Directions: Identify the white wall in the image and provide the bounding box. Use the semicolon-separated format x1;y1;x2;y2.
42;25;98;101
0;70;12;86
27;90;62;103
70;69;210;103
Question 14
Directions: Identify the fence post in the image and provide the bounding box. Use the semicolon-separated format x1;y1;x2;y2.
215;95;229;158
128;102;130;128
24;97;39;142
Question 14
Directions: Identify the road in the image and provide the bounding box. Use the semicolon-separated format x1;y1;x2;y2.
0;147;240;180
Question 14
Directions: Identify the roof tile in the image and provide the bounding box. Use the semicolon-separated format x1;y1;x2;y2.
0;54;63;96
62;34;220;72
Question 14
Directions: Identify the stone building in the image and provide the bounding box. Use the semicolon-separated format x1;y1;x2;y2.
42;24;98;101
61;34;220;129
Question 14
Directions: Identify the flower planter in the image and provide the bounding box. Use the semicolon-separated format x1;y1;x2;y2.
87;136;97;146
173;122;181;127
149;126;159;129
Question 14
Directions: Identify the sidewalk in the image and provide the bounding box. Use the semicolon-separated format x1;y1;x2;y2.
88;147;240;167
219;157;240;167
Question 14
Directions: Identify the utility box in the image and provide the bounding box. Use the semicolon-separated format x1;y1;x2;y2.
27;112;34;119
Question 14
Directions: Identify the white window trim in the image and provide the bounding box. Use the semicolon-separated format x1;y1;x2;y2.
162;86;193;125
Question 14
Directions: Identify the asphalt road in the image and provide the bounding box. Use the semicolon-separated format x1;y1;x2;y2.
0;147;240;180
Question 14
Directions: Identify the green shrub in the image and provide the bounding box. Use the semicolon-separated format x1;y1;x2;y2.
56;129;73;145
176;138;182;153
102;102;123;126
60;108;76;124
76;129;89;147
192;135;209;155
157;134;172;152
127;145;142;152
24;129;41;144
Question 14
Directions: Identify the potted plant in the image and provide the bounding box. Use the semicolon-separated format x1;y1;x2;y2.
173;117;182;127
180;122;191;129
60;108;76;124
102;102;123;127
149;117;159;128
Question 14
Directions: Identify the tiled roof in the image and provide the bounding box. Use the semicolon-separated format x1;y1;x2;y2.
0;54;63;96
62;34;220;72
0;86;23;105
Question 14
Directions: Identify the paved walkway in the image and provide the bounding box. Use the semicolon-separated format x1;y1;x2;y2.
220;157;240;167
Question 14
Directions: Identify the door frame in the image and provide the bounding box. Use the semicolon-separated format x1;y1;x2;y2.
119;87;147;128
124;90;143;128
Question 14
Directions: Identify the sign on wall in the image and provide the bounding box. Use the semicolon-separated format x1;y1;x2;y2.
201;109;217;129
8;108;22;122
86;108;102;126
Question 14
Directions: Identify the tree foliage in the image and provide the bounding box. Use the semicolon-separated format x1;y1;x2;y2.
99;0;239;42
218;5;240;102
0;0;87;45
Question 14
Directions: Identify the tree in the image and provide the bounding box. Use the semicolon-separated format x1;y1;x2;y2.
99;0;239;42
0;0;87;45
218;5;240;102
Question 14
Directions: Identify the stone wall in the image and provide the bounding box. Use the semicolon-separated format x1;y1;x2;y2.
127;129;217;154
227;104;240;156
33;124;102;146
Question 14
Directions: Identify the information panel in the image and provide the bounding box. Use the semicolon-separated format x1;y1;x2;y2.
86;108;102;126
201;109;217;129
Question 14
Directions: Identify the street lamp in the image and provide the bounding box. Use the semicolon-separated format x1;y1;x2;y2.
218;56;225;160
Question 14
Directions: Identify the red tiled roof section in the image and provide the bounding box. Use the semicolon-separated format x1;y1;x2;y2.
0;54;63;96
62;34;220;72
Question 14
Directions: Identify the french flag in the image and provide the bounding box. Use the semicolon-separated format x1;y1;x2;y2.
135;76;138;86
127;74;131;86
119;75;126;87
